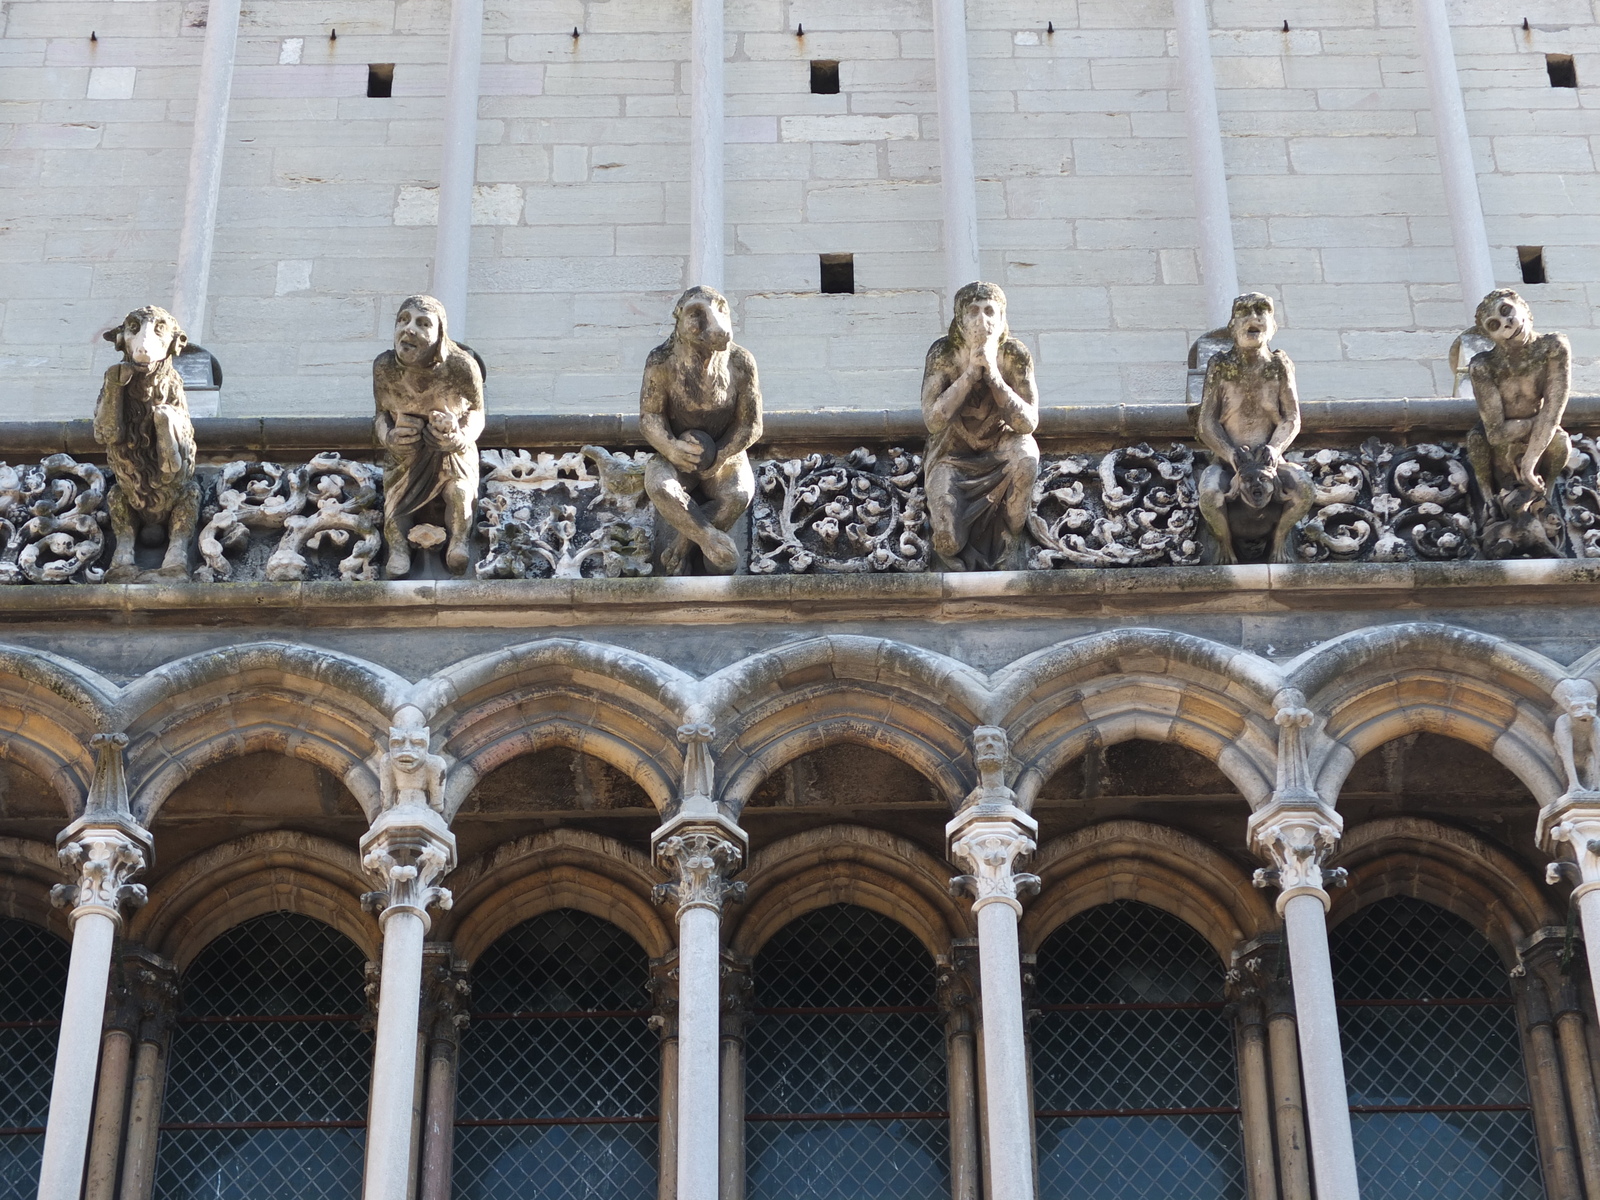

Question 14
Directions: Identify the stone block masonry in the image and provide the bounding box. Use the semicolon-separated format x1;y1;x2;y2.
1;0;1599;418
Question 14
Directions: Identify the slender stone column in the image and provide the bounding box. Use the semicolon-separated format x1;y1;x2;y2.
38;735;151;1200
1516;969;1584;1200
688;0;724;288
171;0;242;341
115;956;177;1200
718;954;751;1200
1248;690;1360;1200
1414;0;1493;321
1173;0;1238;326
930;0;980;299
418;952;470;1200
432;0;486;335
1226;950;1279;1200
948;726;1039;1200
1264;980;1312;1200
648;957;680;1200
939;945;981;1200
1550;979;1600;1200
84;963;140;1200
360;802;457;1200
1543;800;1600;1027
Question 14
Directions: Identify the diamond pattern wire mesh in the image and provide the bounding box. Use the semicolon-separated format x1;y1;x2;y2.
1331;896;1542;1200
453;909;658;1200
0;919;69;1200
745;904;949;1200
1032;900;1244;1200
154;913;370;1200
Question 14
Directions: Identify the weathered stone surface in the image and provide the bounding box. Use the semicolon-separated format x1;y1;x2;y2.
751;447;927;574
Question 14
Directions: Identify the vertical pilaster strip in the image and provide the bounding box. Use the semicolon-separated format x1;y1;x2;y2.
1264;981;1312;1200
116;956;177;1200
171;0;243;342
433;0;486;335
689;0;725;289
719;954;751;1200
1414;0;1494;321
649;956;680;1200
418;952;469;1200
930;0;980;300
939;944;981;1200
1173;0;1238;326
83;961;139;1200
1227;951;1279;1200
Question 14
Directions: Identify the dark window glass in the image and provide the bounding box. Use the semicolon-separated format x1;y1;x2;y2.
810;61;840;94
453;909;658;1200
1333;896;1542;1200
154;913;370;1200
0;920;69;1198
745;903;949;1200
1033;900;1243;1200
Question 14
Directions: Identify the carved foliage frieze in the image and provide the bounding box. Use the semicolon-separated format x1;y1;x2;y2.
751;447;928;574
1028;443;1202;569
0;455;108;584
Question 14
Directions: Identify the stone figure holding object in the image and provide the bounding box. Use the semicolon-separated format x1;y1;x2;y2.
921;282;1040;571
373;296;484;578
639;286;763;575
93;306;200;582
1195;293;1314;565
1466;289;1572;558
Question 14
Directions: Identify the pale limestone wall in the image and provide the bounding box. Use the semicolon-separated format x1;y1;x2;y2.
1;0;1598;419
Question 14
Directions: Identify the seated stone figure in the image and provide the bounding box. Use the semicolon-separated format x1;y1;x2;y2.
921;282;1040;571
1195;293;1314;565
1466;288;1572;558
640;287;763;575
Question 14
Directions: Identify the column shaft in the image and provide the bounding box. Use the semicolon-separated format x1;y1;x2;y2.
688;0;724;289
675;905;720;1200
947;1025;980;1200
1414;0;1493;320
1173;0;1238;325
418;1035;459;1200
1281;894;1359;1200
363;911;428;1200
1579;889;1600;1025
718;1017;744;1200
116;1038;167;1200
1518;982;1583;1200
657;1031;679;1200
432;0;486;333
84;1028;134;1200
1553;1007;1600;1200
974;902;1033;1200
931;0;980;298
1265;1008;1312;1200
171;0;243;341
1235;1009;1278;1200
37;911;118;1200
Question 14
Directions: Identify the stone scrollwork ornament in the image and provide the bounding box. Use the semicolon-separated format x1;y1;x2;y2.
265;454;384;582
1028;443;1201;568
751;446;929;574
0;455;109;584
1296;440;1476;563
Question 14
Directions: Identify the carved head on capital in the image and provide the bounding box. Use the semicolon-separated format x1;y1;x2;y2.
1227;293;1276;353
393;295;451;368
105;306;187;369
1554;678;1598;724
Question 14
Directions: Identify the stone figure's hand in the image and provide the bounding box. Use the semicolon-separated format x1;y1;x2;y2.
666;437;705;474
387;422;422;450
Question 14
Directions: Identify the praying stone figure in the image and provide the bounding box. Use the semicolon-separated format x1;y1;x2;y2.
921;282;1040;571
1195;293;1314;565
373;296;485;578
640;286;763;575
93;306;200;582
1466;289;1573;558
1553;679;1600;797
379;705;447;814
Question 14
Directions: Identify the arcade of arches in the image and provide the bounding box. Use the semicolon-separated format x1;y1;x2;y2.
3;623;1600;1200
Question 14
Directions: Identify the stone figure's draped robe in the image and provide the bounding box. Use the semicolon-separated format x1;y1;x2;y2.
926;386;1033;571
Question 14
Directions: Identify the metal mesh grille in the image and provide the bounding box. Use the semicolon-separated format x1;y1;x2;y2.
453;909;658;1200
1032;900;1244;1200
0;919;69;1200
745;904;949;1200
1332;897;1542;1200
154;913;370;1200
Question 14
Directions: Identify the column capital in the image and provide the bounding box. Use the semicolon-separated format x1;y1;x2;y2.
360;804;456;933
651;820;747;916
1540;796;1600;903
1247;797;1345;914
947;806;1040;917
52;820;152;930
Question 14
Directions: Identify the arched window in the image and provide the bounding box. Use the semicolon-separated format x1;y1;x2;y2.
453;909;659;1200
1032;900;1244;1200
1332;896;1542;1200
0;919;69;1195
744;903;949;1200
154;913;370;1200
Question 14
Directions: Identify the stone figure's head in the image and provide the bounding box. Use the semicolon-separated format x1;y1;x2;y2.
1232;443;1277;510
1227;293;1276;352
949;282;1008;348
672;286;733;352
1476;289;1531;345
388;705;432;771
972;725;1009;771
105;306;186;368
1555;678;1598;725
394;295;450;368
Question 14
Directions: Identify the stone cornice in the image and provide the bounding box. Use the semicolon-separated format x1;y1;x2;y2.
0;558;1594;628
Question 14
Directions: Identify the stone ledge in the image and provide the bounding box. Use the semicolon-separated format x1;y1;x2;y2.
0;559;1595;628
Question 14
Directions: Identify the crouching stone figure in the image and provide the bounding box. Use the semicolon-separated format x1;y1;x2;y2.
640;286;763;575
921;282;1040;571
1466;288;1573;558
373;296;485;578
1196;293;1314;565
94;306;200;581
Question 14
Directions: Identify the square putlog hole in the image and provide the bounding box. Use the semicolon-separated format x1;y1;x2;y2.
810;60;841;94
819;253;855;294
1518;246;1547;284
1547;53;1578;88
367;63;395;98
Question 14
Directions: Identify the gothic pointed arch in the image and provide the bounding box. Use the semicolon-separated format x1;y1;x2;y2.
0;643;120;816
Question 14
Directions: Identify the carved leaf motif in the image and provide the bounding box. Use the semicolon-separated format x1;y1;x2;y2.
1028;443;1200;569
751;446;929;574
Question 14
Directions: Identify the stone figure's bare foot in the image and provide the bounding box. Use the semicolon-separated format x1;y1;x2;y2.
445;539;469;575
700;528;739;574
105;561;139;584
152;561;189;579
385;546;411;579
659;532;689;576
